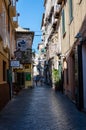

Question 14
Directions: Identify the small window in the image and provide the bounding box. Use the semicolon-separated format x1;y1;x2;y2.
69;0;73;23
62;9;66;36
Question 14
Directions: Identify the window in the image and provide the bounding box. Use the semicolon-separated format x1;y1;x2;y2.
62;9;65;36
3;61;6;81
69;0;73;23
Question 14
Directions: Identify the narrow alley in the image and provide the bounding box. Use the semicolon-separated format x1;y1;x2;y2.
0;85;86;130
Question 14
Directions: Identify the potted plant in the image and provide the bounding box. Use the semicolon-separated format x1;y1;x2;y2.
52;69;60;91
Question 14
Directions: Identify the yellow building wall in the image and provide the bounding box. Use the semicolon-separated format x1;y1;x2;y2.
0;0;9;83
0;52;9;83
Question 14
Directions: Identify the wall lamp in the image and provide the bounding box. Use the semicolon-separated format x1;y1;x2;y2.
59;54;66;59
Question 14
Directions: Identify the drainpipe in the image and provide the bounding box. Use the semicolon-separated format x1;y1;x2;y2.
8;0;12;99
8;0;11;32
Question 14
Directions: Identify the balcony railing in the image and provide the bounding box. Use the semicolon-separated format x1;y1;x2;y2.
12;20;18;28
52;15;58;28
12;14;18;28
15;49;32;64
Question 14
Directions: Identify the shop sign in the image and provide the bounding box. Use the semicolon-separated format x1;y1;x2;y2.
10;60;20;67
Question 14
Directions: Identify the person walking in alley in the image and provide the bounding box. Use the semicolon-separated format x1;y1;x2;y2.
40;76;44;86
33;76;37;86
34;75;39;86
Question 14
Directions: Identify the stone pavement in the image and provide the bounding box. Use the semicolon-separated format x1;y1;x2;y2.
0;85;86;130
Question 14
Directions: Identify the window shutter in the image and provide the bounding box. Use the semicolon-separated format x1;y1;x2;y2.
62;9;65;35
69;0;73;23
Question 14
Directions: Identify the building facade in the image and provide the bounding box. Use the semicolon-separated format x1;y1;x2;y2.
41;0;62;86
59;0;86;110
37;43;46;78
14;26;34;88
0;0;18;110
41;0;86;110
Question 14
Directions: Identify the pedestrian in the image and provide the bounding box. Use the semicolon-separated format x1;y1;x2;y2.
34;76;39;86
40;76;44;86
33;76;37;86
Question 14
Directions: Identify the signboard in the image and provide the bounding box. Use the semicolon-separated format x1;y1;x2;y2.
10;60;20;67
17;39;27;51
24;64;31;69
17;37;32;51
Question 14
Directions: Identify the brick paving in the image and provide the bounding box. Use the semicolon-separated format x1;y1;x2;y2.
0;85;86;130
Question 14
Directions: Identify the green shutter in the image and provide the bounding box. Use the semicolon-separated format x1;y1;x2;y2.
62;9;65;35
7;69;12;83
25;73;31;81
69;0;73;23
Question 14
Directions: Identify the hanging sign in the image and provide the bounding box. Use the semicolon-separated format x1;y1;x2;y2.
10;60;20;67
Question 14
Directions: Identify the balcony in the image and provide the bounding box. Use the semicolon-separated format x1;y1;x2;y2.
13;20;18;28
10;0;17;17
10;6;16;17
47;6;54;22
40;47;46;54
12;16;18;28
54;4;61;18
57;0;63;4
52;16;58;29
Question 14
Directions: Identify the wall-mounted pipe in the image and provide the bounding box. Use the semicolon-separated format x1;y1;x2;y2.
8;0;11;32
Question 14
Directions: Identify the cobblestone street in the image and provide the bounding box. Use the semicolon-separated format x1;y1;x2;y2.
0;85;86;130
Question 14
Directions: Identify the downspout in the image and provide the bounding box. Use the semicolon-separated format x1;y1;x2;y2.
8;0;12;99
8;0;11;32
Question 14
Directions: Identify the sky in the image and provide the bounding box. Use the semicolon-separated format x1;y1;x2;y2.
16;0;44;53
